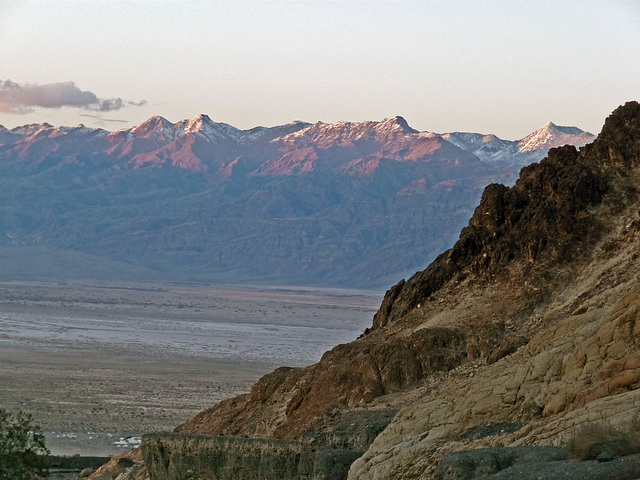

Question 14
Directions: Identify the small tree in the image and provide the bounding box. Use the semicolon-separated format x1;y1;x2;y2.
0;408;49;479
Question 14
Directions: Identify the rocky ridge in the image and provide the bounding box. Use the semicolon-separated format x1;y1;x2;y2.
0;115;594;175
124;101;640;480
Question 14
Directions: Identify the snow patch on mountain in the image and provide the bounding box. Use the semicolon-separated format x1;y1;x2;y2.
518;122;595;152
440;122;595;165
276;116;419;148
174;114;244;144
10;123;54;138
440;132;518;163
1;115;597;176
47;124;109;140
130;116;180;141
242;121;311;143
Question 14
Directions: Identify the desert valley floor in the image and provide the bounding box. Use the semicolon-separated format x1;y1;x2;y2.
0;281;380;456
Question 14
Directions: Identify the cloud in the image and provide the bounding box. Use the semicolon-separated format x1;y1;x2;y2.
0;79;147;114
79;113;130;125
128;100;148;107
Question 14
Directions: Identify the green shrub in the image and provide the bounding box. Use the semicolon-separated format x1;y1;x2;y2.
0;408;49;479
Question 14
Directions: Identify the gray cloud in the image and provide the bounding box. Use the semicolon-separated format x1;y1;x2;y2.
128;100;148;107
0;79;146;114
79;113;130;125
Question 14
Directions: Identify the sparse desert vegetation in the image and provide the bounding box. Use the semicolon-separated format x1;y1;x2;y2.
568;422;640;461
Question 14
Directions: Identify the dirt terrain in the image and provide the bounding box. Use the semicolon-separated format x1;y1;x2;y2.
0;281;380;456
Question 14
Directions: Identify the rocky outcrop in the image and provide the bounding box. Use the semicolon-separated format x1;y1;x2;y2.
372;140;610;330
350;269;640;478
94;102;640;479
87;449;146;480
176;327;467;439
434;447;640;480
143;433;368;480
434;446;568;479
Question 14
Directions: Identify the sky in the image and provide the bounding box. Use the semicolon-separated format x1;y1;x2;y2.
0;0;639;140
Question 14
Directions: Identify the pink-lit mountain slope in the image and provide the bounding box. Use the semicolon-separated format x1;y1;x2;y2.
0;114;595;287
441;122;595;165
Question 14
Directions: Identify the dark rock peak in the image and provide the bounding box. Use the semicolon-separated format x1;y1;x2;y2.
373;101;640;330
589;100;640;170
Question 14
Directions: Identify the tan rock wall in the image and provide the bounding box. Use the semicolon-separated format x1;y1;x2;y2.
349;280;640;479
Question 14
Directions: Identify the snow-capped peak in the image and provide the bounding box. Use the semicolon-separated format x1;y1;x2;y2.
132;115;174;133
276;116;420;147
120;115;180;142
439;131;518;163
45;124;108;139
376;116;418;135
175;114;244;144
441;132;507;149
518;122;595;152
182;114;213;134
542;122;588;136
10;123;53;137
240;121;311;143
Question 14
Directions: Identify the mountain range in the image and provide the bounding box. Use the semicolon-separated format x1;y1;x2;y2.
0;114;594;287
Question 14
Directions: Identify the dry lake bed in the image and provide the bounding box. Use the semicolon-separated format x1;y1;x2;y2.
0;281;381;456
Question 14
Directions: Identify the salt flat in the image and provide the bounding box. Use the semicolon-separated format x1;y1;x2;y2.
0;281;380;455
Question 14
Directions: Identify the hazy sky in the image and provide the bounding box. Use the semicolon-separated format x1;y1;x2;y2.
1;0;639;139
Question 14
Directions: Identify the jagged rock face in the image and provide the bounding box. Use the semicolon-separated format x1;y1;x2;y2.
346;102;640;478
143;431;384;480
372;104;640;330
177;327;467;438
144;434;346;480
173;102;640;468
591;101;640;170
350;248;640;478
